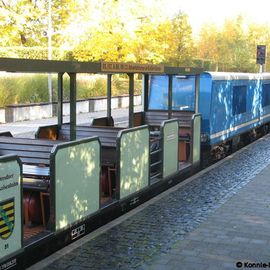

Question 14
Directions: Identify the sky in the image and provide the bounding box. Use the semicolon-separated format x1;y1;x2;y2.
165;0;270;35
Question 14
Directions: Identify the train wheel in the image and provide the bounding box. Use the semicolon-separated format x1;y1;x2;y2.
262;124;269;135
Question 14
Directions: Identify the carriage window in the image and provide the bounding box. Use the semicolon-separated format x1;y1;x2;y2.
172;76;195;111
262;84;270;107
232;85;247;115
148;75;168;110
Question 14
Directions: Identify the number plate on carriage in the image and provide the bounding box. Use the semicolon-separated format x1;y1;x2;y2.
71;224;85;240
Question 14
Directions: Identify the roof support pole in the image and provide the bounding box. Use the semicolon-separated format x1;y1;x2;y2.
168;74;173;119
107;74;112;118
142;74;149;112
57;73;64;127
69;73;77;140
128;73;134;128
195;74;200;114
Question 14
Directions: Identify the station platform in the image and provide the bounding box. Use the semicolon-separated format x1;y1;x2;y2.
0;106;141;138
28;133;270;270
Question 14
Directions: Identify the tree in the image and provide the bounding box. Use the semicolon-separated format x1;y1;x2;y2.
196;16;262;72
0;0;78;57
0;0;45;46
247;23;270;71
196;24;219;70
220;16;254;71
72;0;134;62
166;12;195;66
71;0;168;63
71;4;195;66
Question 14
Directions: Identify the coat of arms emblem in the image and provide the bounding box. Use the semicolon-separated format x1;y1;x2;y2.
0;198;15;239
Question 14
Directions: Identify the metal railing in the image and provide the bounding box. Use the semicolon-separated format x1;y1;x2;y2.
149;134;162;180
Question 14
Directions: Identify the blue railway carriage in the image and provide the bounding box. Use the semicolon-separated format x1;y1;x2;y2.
259;73;270;128
200;72;270;160
148;71;270;163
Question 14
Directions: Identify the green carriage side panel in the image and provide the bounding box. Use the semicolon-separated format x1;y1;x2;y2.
119;126;149;199
0;156;22;260
192;114;201;165
162;120;179;178
53;139;100;231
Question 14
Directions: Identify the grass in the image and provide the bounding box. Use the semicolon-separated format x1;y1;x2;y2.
0;73;142;107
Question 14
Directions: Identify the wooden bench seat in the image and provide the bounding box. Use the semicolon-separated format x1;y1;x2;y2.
0;135;58;225
23;178;49;191
144;110;193;128
60;125;122;166
144;111;169;127
23;164;50;177
36;124;121;167
91;116;114;127
0;136;60;191
171;111;193;128
144;111;193;162
0;137;57;164
60;125;122;148
59;125;122;195
22;164;50;191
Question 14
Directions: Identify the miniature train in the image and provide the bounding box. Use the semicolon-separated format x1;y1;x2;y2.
0;58;269;269
199;72;270;163
149;72;270;165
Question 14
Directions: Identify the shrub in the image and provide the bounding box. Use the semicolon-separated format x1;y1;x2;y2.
0;73;142;106
0;76;18;106
16;75;49;103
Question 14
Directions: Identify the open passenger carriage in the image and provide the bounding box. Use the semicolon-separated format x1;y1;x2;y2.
0;58;203;269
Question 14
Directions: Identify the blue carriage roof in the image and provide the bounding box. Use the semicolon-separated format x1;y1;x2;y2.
203;72;270;81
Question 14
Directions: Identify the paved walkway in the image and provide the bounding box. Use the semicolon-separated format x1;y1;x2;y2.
0;106;140;137
28;134;270;270
142;162;270;270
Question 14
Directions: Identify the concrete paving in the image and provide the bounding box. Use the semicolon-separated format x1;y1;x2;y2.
0;106;141;137
27;133;270;270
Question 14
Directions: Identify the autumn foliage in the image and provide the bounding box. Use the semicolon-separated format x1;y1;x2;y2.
0;0;269;72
